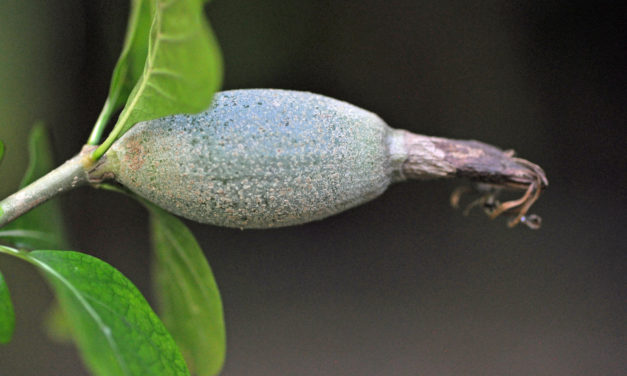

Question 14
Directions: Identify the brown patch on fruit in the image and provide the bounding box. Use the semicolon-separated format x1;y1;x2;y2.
122;136;146;171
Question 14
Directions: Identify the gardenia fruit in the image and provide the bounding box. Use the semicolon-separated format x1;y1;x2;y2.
97;89;547;229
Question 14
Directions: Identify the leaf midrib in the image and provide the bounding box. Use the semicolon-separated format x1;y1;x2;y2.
29;257;130;375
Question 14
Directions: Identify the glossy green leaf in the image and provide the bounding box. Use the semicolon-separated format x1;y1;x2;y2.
0;269;15;344
0;124;68;249
88;0;152;145
23;249;190;376
94;0;223;158
149;205;225;376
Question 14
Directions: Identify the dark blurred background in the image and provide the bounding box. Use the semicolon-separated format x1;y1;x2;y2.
0;0;625;375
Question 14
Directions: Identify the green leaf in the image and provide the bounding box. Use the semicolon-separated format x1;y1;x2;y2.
149;205;225;376
106;0;153;112
24;249;190;376
88;0;153;145
0;124;69;249
93;0;223;159
0;269;15;344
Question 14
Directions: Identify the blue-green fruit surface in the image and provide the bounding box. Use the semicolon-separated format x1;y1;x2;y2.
104;89;404;228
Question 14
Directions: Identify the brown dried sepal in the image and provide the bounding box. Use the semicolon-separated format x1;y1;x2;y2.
433;138;548;229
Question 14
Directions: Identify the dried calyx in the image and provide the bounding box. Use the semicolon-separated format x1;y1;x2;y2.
448;152;548;229
398;131;548;229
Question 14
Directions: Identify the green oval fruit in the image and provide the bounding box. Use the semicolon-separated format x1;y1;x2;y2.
103;89;407;228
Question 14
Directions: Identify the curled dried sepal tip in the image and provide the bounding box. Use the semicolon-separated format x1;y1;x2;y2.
448;154;548;230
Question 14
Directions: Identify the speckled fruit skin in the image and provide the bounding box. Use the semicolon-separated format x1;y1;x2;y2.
104;89;403;228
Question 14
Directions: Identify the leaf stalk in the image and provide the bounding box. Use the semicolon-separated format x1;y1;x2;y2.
87;97;117;146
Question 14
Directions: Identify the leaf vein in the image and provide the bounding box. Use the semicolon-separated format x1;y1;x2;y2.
29;258;130;375
145;80;176;100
